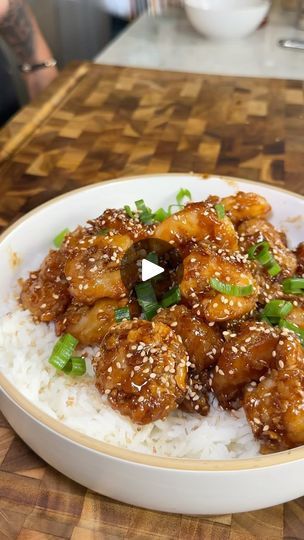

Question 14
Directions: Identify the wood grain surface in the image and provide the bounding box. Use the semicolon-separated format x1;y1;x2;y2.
0;62;304;539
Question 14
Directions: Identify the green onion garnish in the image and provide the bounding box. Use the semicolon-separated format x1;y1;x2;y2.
248;241;281;277
114;307;131;322
215;203;226;219
279;319;304;345
261;300;293;322
282;277;304;295
248;241;269;264
146;251;159;265
124;205;134;218
135;199;154;224
97;228;110;236
154;208;169;222
63;356;86;376
161;286;181;308
48;333;78;371
53;228;69;248
176;188;192;206
135;281;159;320
210;278;253;297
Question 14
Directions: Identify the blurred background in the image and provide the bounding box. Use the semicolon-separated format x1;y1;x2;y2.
1;0;303;109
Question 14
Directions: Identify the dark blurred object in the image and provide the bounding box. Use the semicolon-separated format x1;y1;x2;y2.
0;48;19;126
111;15;129;38
279;38;304;48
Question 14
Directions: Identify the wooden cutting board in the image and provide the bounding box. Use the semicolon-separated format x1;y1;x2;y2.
0;62;304;539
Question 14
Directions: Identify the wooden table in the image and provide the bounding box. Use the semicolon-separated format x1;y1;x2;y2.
0;62;303;539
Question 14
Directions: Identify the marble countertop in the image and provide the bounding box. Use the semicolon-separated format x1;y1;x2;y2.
95;3;304;80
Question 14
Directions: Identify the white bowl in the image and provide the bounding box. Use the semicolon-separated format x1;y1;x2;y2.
184;0;271;40
1;174;304;515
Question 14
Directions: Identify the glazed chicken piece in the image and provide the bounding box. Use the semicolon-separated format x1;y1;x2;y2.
180;250;257;322
221;192;271;225
63;208;157;305
212;321;280;409
244;335;304;453
286;305;304;330
180;369;210;416
154;304;223;416
95;320;188;424
20;250;70;322
296;242;304;276
238;218;297;278
64;230;131;304
56;298;129;345
154;305;223;372
154;201;238;253
88;208;156;241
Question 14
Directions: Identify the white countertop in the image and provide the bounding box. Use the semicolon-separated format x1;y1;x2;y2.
95;3;304;80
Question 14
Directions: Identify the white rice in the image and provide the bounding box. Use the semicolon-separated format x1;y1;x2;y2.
0;300;259;459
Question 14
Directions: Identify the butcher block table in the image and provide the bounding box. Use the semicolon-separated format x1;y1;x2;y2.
0;62;304;539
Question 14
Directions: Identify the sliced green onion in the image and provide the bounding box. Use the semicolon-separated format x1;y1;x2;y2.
97;228;110;236
135;281;159;320
161;286;181;308
279;319;304;345
135;199;154;224
176;188;192;206
215;203;226;219
248;241;269;260
282;277;304;295
63;356;86;376
48;333;78;371
261;300;293;321
247;241;281;277
167;204;183;216
267;260;282;277
114;307;131;322
146;251;158;265
124;205;134;218
53;228;69;248
210;278;253;297
154;208;169;222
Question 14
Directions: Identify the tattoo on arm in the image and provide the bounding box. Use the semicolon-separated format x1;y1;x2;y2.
0;0;35;63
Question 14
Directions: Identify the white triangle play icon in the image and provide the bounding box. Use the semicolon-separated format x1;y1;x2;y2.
142;259;164;282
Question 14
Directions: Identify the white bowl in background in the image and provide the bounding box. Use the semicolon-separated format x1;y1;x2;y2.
184;0;271;40
0;174;304;515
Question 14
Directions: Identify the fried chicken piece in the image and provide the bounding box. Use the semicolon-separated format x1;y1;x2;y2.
180;369;210;416
212;321;280;409
221;192;271;224
56;298;129;345
180;250;257;322
154;304;223;417
244;335;304;453
154;304;223;372
286;305;304;330
296;242;304;276
95;320;188;424
154;200;238;253
88;208;156;240
64;231;131;303
238;218;297;277
20;250;70;322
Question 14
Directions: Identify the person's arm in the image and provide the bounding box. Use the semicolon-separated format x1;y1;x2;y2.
0;0;58;99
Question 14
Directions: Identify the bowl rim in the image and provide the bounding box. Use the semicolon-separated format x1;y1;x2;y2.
184;0;271;12
1;172;304;472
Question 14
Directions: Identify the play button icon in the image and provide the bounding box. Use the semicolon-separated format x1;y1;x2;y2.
120;238;183;294
142;258;164;282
